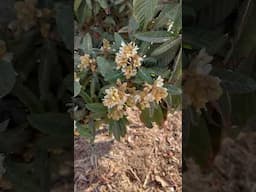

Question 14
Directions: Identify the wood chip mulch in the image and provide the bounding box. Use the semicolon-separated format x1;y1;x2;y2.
74;109;182;192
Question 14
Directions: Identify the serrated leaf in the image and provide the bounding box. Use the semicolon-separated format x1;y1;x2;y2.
109;119;127;141
28;113;72;137
80;90;93;103
85;103;107;118
169;47;182;84
55;3;73;51
12;82;43;113
167;85;182;95
135;31;171;43
86;0;93;9
140;108;153;128
90;73;98;98
136;67;154;83
133;0;158;28
114;32;125;49
39;41;57;100
155;2;181;32
186;116;212;168
152;104;164;126
0;119;9;132
97;0;108;9
140;104;165;127
211;68;256;94
74;0;82;12
75;0;92;25
76;123;91;138
151;36;181;56
81;33;93;53
128;16;139;35
96;56;121;82
74;80;81;97
0;60;16;98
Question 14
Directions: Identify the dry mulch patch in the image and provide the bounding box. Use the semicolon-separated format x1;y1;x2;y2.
74;109;182;192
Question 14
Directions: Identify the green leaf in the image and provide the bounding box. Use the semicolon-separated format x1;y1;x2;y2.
231;92;256;125
0;124;30;153
140;104;165;128
106;71;123;82
0;119;9;131
166;85;182;95
55;3;73;51
136;67;154;83
90;73;98;98
74;80;81;97
12;82;43;113
128;16;139;35
109;121;121;141
75;0;92;25
86;0;93;9
109;118;127;141
186;116;212;168
152;104;164;126
60;73;73;95
0;60;16;98
183;27;227;55
155;2;181;33
39;41;57;100
114;32;125;49
133;0;158;28
80;90;93;103
76;123;91;138
135;31;171;43
169;47;182;84
36;135;72;149
28;113;72;137
140;108;153;128
119;118;128;137
74;0;83;12
85;103;107;118
211;68;256;94
171;95;182;109
151;36;181;56
97;0;108;9
81;33;93;53
96;56;122;82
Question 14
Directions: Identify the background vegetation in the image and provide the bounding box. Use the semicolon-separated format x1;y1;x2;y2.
0;0;73;191
183;0;256;170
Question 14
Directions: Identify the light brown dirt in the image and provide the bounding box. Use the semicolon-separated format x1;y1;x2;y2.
74;109;182;192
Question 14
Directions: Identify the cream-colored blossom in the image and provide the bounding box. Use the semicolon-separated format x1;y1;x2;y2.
40;22;50;38
101;39;111;52
115;42;143;79
103;80;128;109
183;49;222;110
103;80;141;120
189;48;213;75
14;0;38;31
78;54;97;72
74;72;80;82
107;106;126;120
139;76;168;109
11;0;53;36
183;72;222;110
167;20;174;32
103;87;128;109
